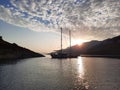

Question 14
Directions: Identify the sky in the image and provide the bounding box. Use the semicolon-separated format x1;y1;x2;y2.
0;0;120;54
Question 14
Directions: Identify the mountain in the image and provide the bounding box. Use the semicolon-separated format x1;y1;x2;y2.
81;36;120;56
52;35;120;58
0;36;44;61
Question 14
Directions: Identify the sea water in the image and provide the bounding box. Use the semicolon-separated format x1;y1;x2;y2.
0;57;120;90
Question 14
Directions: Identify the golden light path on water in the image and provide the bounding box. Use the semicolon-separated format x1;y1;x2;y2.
77;57;89;89
78;56;84;79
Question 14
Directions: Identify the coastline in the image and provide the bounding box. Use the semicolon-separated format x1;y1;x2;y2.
81;54;120;59
0;36;44;62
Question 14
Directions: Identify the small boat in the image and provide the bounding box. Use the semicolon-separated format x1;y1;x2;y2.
50;28;78;59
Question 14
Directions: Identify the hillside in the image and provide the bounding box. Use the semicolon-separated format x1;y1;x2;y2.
0;36;44;61
82;36;120;55
52;35;120;58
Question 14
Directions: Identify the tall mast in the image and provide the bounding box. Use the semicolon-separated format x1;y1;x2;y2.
61;27;63;54
69;30;71;57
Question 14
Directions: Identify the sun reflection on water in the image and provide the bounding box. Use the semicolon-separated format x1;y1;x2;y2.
78;56;84;79
75;56;89;90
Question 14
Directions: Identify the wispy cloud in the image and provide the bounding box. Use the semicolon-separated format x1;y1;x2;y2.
0;0;120;40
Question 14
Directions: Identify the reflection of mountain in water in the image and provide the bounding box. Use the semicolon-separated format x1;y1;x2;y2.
0;36;44;61
54;35;120;58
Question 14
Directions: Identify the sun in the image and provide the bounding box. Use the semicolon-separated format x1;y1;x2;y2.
71;39;87;46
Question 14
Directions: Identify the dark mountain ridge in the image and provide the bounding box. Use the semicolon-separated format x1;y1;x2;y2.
83;36;120;55
0;36;44;61
52;35;120;58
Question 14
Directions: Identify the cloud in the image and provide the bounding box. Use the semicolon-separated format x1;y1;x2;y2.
0;0;120;40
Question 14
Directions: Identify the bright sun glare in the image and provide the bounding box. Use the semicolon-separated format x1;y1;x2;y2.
71;39;87;46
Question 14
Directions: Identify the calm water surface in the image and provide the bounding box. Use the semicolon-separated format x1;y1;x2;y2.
0;57;120;90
